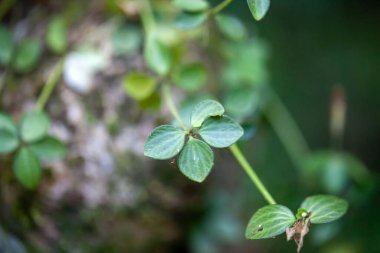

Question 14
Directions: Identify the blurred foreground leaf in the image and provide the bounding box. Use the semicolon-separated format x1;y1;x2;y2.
46;16;67;54
0;25;13;65
30;136;66;161
13;39;41;73
122;72;156;100
20;111;50;143
173;63;207;91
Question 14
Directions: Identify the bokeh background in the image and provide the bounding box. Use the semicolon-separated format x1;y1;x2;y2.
0;0;379;252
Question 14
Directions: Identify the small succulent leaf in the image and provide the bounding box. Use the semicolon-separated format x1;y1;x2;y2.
301;195;348;224
190;100;224;127
20;110;50;143
246;204;296;239
13;147;41;189
173;63;207;91
144;36;172;76
46;16;67;54
0;129;19;154
215;14;247;41
144;125;186;160
199;116;244;148
122;72;157;101
178;138;214;183
247;0;270;21
175;12;208;30
29;136;66;161
0;113;18;135
173;0;209;12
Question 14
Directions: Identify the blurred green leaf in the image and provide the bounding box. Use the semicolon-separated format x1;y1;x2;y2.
46;16;67;54
0;25;13;65
215;14;247;41
173;63;207;91
13;39;42;73
13;147;41;189
225;87;258;120
0;129;19;154
144;125;186;159
247;0;270;21
138;91;161;110
190;99;224;127
0;113;18;135
20;111;50;143
301;195;348;224
222;40;269;87
173;0;209;12
175;12;207;30
245;204;295;239
178;138;213;182
112;25;142;56
30;136;66;161
199;116;244;148
144;36;172;76
122;72;156;101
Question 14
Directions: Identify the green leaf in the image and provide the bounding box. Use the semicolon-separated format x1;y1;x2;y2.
245;204;296;239
178;138;213;182
198;116;244;148
173;0;209;12
29;136;66;161
225;87;258;120
0;113;18;135
13;39;42;73
112;25;142;56
138;91;161;110
13;147;41;189
122;72;156;100
301;195;348;224
247;0;270;21
20;111;50;143
175;12;207;30
144;36;172;76
144;125;186;160
190;99;224;127
215;14;247;41
46;16;67;54
173;63;207;91
0;25;13;65
0;129;19;154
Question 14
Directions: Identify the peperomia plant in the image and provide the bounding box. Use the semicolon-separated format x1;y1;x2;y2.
139;0;349;252
144;99;243;182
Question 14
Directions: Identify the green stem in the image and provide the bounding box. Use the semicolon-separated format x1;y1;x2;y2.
139;0;155;34
262;90;310;170
210;0;234;15
162;84;188;130
229;144;276;205
36;59;64;111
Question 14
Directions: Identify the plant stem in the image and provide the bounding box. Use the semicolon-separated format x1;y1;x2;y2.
211;0;234;15
138;0;155;34
36;59;64;111
262;90;310;170
229;144;277;205
162;84;188;130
